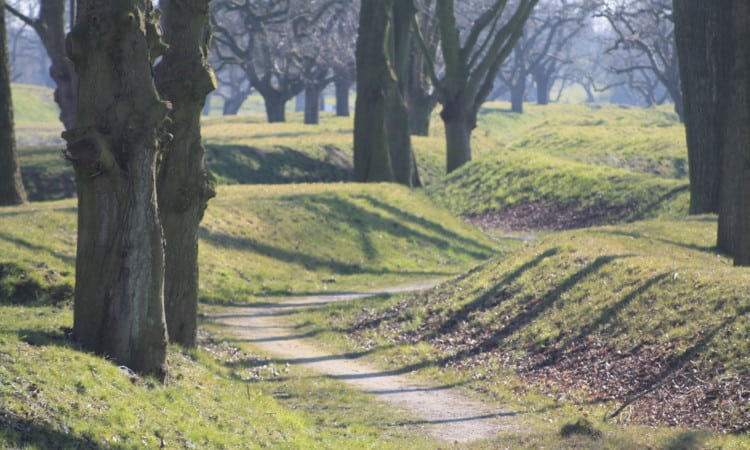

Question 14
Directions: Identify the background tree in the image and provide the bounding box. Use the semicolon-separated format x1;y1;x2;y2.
211;62;252;115
673;0;730;215
211;0;303;122
408;0;439;136
5;0;77;130
154;0;216;348
416;0;538;172
64;0;169;377
328;1;357;117
0;0;26;206
596;0;682;120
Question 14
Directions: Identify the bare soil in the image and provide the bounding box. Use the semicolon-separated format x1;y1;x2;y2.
210;282;524;444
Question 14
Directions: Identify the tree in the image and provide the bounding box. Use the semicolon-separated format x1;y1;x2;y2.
415;0;538;172
353;0;396;183
597;0;682;120
5;0;77;130
64;0;169;377
673;0;730;214
408;0;439;136
0;0;26;206
717;0;750;265
211;0;301;122
353;0;420;186
154;0;216;348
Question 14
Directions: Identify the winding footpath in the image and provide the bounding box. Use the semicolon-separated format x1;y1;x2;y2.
210;281;523;444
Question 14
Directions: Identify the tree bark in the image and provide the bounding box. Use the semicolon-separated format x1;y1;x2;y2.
673;0;731;214
353;0;395;182
155;0;216;347
65;0;168;378
717;0;750;265
334;77;351;117
0;0;26;206
304;85;320;125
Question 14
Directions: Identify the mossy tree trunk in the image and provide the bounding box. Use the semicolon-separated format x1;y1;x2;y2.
154;0;216;348
717;0;750;265
0;0;26;206
673;0;730;215
64;0;169;378
353;0;395;183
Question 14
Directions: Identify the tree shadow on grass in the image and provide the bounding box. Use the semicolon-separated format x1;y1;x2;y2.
0;232;75;266
0;413;105;450
597;229;717;255
430;248;560;338
205;144;353;185
200;229;455;279
277;193;494;261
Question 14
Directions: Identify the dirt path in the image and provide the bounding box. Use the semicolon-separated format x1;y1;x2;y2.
210;281;522;444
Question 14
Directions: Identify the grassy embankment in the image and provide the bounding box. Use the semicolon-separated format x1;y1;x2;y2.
3;85;495;447
283;104;750;447
6;85;749;447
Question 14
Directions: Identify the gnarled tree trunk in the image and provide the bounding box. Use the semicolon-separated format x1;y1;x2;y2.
65;0;168;378
0;0;25;206
304;85;320;125
155;0;216;348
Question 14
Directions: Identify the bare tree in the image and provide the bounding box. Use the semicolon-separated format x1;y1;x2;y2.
596;0;682;120
499;0;589;113
414;0;538;172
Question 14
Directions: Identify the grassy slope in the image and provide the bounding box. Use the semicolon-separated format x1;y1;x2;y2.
0;183;493;448
428;103;689;224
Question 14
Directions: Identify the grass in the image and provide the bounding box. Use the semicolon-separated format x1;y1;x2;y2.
0;181;493;448
427;103;689;224
284;215;750;447
7;87;750;446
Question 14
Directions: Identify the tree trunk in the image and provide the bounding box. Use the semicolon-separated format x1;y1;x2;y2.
0;0;26;206
222;94;245;115
409;89;437;136
155;0;216;347
262;92;287;123
353;0;395;182
386;0;420;187
717;0;750;265
535;72;551;105
442;102;473;173
511;76;526;113
304;85;320;125
673;0;730;214
335;78;351;117
65;0;168;378
35;0;77;130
